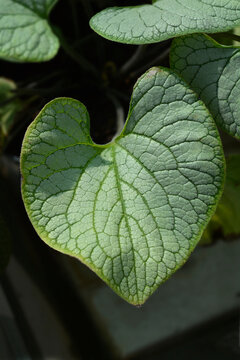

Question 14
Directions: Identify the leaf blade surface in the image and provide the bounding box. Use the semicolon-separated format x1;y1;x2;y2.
21;68;225;304
0;0;59;62
90;1;240;44
170;34;240;139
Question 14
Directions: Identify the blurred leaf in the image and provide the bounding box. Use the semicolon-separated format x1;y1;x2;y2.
201;154;240;244
0;77;21;150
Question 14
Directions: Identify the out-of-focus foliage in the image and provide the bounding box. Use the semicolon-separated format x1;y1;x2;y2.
0;77;21;151
201;154;240;244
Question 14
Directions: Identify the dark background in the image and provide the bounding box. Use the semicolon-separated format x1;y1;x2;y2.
0;1;239;359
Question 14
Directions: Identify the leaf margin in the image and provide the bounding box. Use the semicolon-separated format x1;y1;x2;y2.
20;68;226;305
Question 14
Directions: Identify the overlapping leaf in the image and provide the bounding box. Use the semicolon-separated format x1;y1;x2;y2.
171;34;240;139
0;0;59;62
90;1;240;44
21;68;224;304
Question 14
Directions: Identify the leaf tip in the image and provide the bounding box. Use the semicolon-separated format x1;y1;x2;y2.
145;67;161;78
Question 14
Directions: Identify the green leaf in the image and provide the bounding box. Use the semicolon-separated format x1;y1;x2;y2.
0;77;21;149
90;1;240;45
0;215;11;273
21;68;225;305
201;154;240;244
0;77;17;136
0;0;59;62
170;34;240;140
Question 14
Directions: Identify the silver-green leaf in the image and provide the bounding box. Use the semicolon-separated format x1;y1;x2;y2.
90;1;240;45
170;34;240;139
21;68;225;305
0;0;59;62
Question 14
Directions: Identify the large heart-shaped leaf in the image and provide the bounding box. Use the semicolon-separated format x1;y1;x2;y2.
170;34;240;140
0;0;59;62
21;68;224;305
90;1;240;45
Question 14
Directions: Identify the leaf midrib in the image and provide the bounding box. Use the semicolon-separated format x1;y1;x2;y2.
112;144;139;301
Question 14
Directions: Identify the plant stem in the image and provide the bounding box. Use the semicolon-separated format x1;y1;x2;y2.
54;27;99;78
130;47;170;79
80;0;93;18
72;34;95;48
20;69;68;89
107;93;125;140
215;32;240;43
120;45;147;75
61;38;98;78
69;0;80;38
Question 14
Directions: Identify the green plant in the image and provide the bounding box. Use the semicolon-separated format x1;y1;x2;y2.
201;154;240;244
0;77;21;150
0;0;59;62
1;0;240;304
170;33;240;139
90;1;240;44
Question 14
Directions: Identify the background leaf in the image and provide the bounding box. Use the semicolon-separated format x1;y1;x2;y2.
21;68;225;305
90;1;240;44
0;77;21;150
201;154;240;244
170;34;240;139
0;0;59;62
